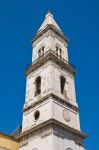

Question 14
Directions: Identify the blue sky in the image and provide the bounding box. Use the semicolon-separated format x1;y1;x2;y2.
0;0;99;149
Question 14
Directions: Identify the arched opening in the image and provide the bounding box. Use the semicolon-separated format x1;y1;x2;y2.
38;46;45;58
60;76;66;94
35;76;41;96
55;45;62;58
38;49;41;57
60;48;62;58
42;46;44;55
56;46;58;56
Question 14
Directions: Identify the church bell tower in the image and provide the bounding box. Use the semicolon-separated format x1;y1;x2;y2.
17;11;87;150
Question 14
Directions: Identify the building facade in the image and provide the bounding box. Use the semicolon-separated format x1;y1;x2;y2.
0;132;19;150
17;11;87;150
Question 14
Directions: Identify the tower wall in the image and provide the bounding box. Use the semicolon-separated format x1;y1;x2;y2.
32;30;68;62
18;11;87;150
25;61;77;107
22;97;80;133
20;126;84;150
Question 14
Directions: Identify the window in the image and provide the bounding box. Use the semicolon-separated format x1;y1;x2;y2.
60;76;66;94
38;46;45;58
42;46;44;55
60;48;62;58
34;110;40;121
38;49;41;57
35;76;41;96
55;45;62;58
56;46;58;56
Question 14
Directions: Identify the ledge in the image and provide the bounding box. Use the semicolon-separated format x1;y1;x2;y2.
25;50;76;76
32;24;68;43
23;93;79;112
17;119;88;140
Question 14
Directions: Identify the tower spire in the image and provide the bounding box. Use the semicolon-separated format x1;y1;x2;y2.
38;10;62;32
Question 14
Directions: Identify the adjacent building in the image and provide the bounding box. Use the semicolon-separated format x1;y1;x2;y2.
0;132;19;150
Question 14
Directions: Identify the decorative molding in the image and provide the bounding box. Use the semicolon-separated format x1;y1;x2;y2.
53;130;64;139
41;130;52;139
47;30;53;36
23;93;79;113
53;127;84;146
25;50;75;76
32;24;68;44
17;119;88;141
19;141;28;148
63;108;71;122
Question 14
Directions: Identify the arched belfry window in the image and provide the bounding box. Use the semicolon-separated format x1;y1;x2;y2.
38;49;41;57
35;76;41;96
38;46;45;58
42;46;44;55
56;46;58;56
60;76;66;95
59;48;62;58
55;45;62;58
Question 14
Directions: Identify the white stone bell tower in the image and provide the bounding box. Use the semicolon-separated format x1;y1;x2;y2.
17;11;87;150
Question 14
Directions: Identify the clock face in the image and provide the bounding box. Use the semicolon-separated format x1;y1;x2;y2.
63;108;71;122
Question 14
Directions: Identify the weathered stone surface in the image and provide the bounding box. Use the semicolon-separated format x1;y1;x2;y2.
19;11;87;150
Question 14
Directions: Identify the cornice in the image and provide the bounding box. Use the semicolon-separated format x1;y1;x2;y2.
32;24;68;43
25;50;76;76
23;93;79;113
17;119;88;140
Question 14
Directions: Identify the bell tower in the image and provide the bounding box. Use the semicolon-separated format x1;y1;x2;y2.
17;11;87;150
